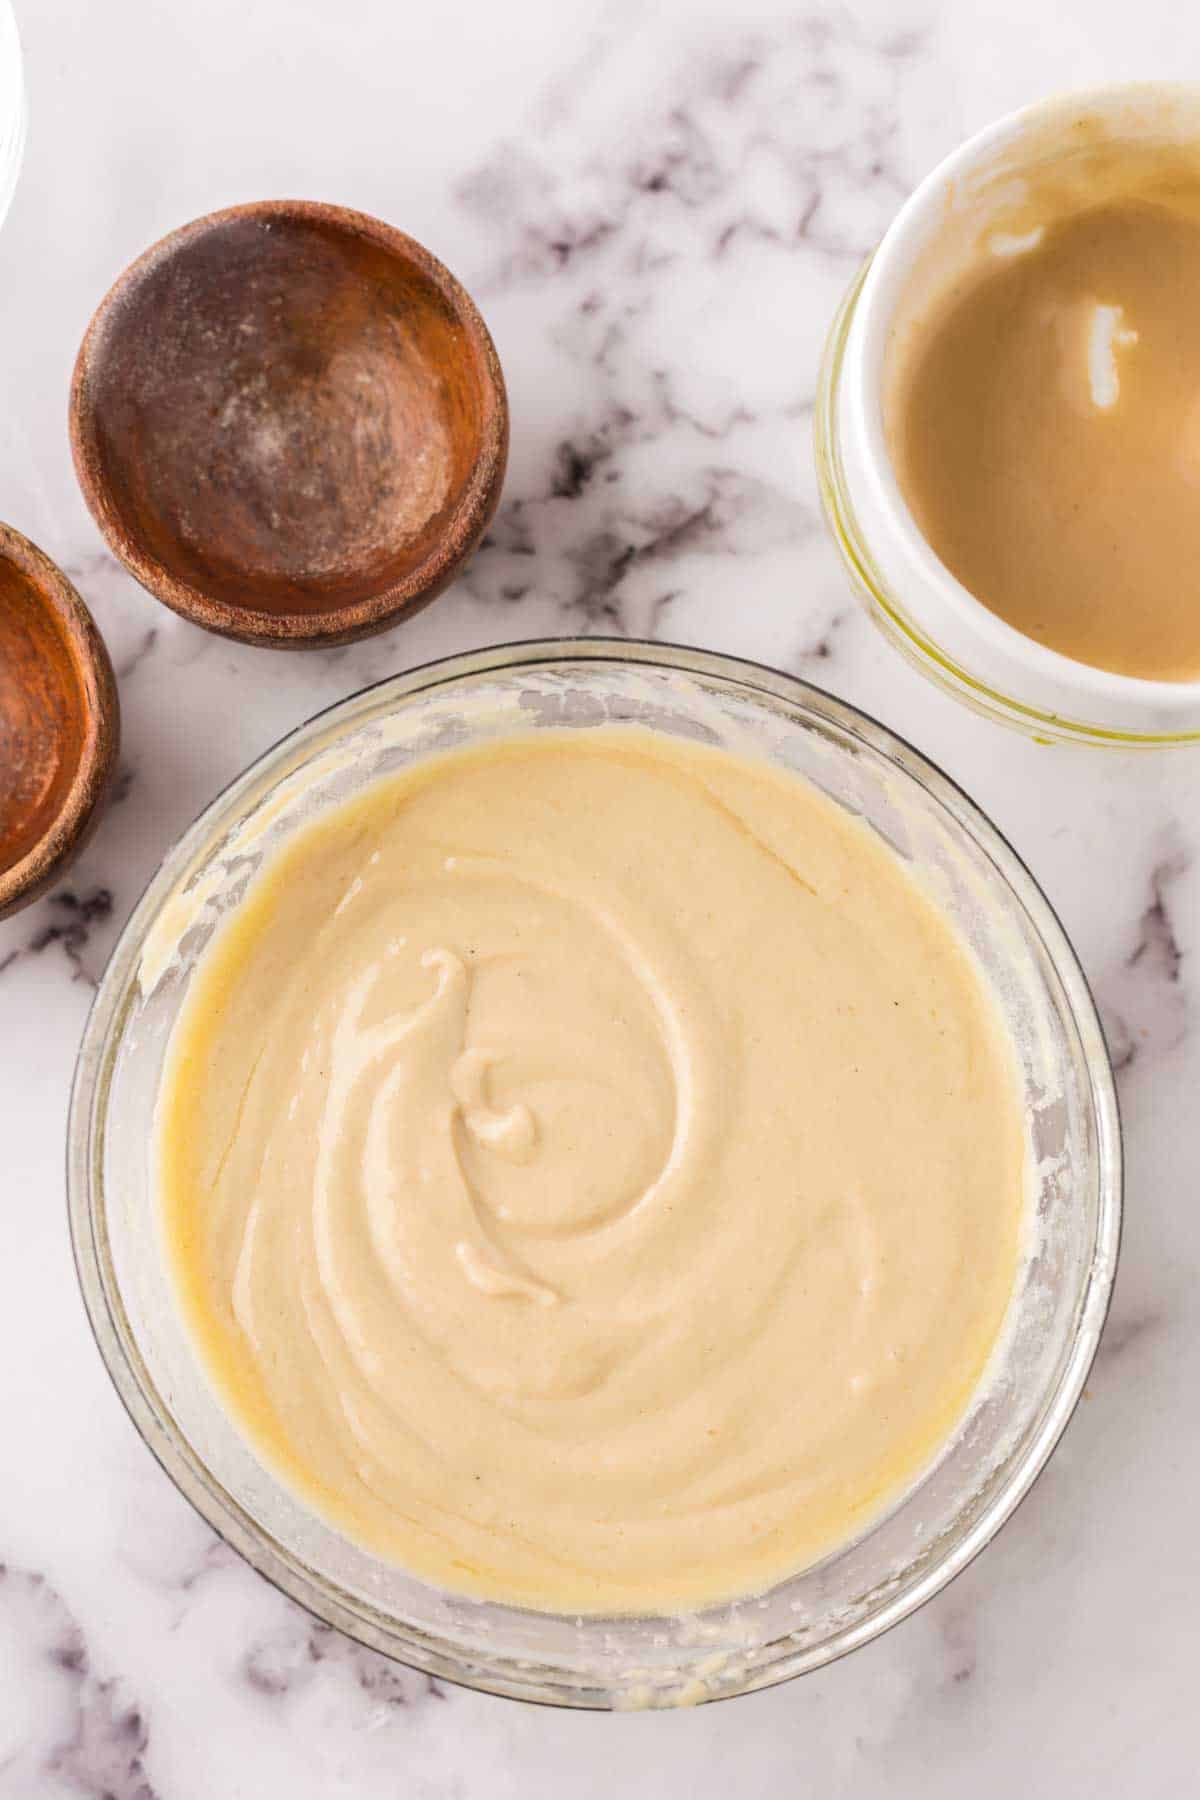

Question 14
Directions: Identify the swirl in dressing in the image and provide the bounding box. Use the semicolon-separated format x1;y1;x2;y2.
159;730;1026;1614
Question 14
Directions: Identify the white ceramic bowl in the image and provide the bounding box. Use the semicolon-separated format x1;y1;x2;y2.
817;83;1200;747
69;642;1120;1707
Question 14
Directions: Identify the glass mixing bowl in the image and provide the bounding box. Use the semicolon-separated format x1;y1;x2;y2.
68;641;1120;1708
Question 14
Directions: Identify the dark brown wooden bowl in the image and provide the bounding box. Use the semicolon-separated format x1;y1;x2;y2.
69;201;508;649
0;525;119;919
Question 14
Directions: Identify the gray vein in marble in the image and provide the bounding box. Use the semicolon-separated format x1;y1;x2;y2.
937;1600;977;1689
645;588;684;639
59;549;126;590
460;14;924;287
1100;844;1189;1076
551;436;614;500
650;369;758;444
50;1687;157;1800
469;459;815;638
116;627;159;683
440;9;913;657
796;605;852;666
1095;1307;1164;1364
114;1529;244;1633
106;767;137;811
241;1618;447;1715
174;1538;241;1597
0;1561;158;1800
1127;852;1186;986
0;887;114;986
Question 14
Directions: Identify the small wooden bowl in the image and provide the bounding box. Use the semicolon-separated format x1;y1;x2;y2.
69;202;508;649
0;526;119;919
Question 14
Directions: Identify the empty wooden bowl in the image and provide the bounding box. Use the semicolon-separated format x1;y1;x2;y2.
0;525;119;919
69;201;508;649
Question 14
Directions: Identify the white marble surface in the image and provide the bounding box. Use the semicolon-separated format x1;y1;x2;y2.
1;0;1197;1791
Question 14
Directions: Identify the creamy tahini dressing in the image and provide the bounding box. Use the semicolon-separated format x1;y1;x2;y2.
885;131;1200;681
157;729;1027;1615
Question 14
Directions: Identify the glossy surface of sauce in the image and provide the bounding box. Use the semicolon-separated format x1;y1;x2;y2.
158;730;1026;1614
887;146;1200;680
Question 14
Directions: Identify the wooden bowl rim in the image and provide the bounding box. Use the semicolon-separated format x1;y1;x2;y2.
0;523;120;919
68;199;509;650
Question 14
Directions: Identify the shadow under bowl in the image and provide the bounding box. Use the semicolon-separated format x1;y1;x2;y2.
69;201;508;649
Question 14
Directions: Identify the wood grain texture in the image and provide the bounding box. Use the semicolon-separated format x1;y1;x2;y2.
69;201;509;649
0;525;119;918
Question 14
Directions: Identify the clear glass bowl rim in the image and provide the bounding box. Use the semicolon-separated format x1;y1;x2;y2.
67;637;1123;1707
